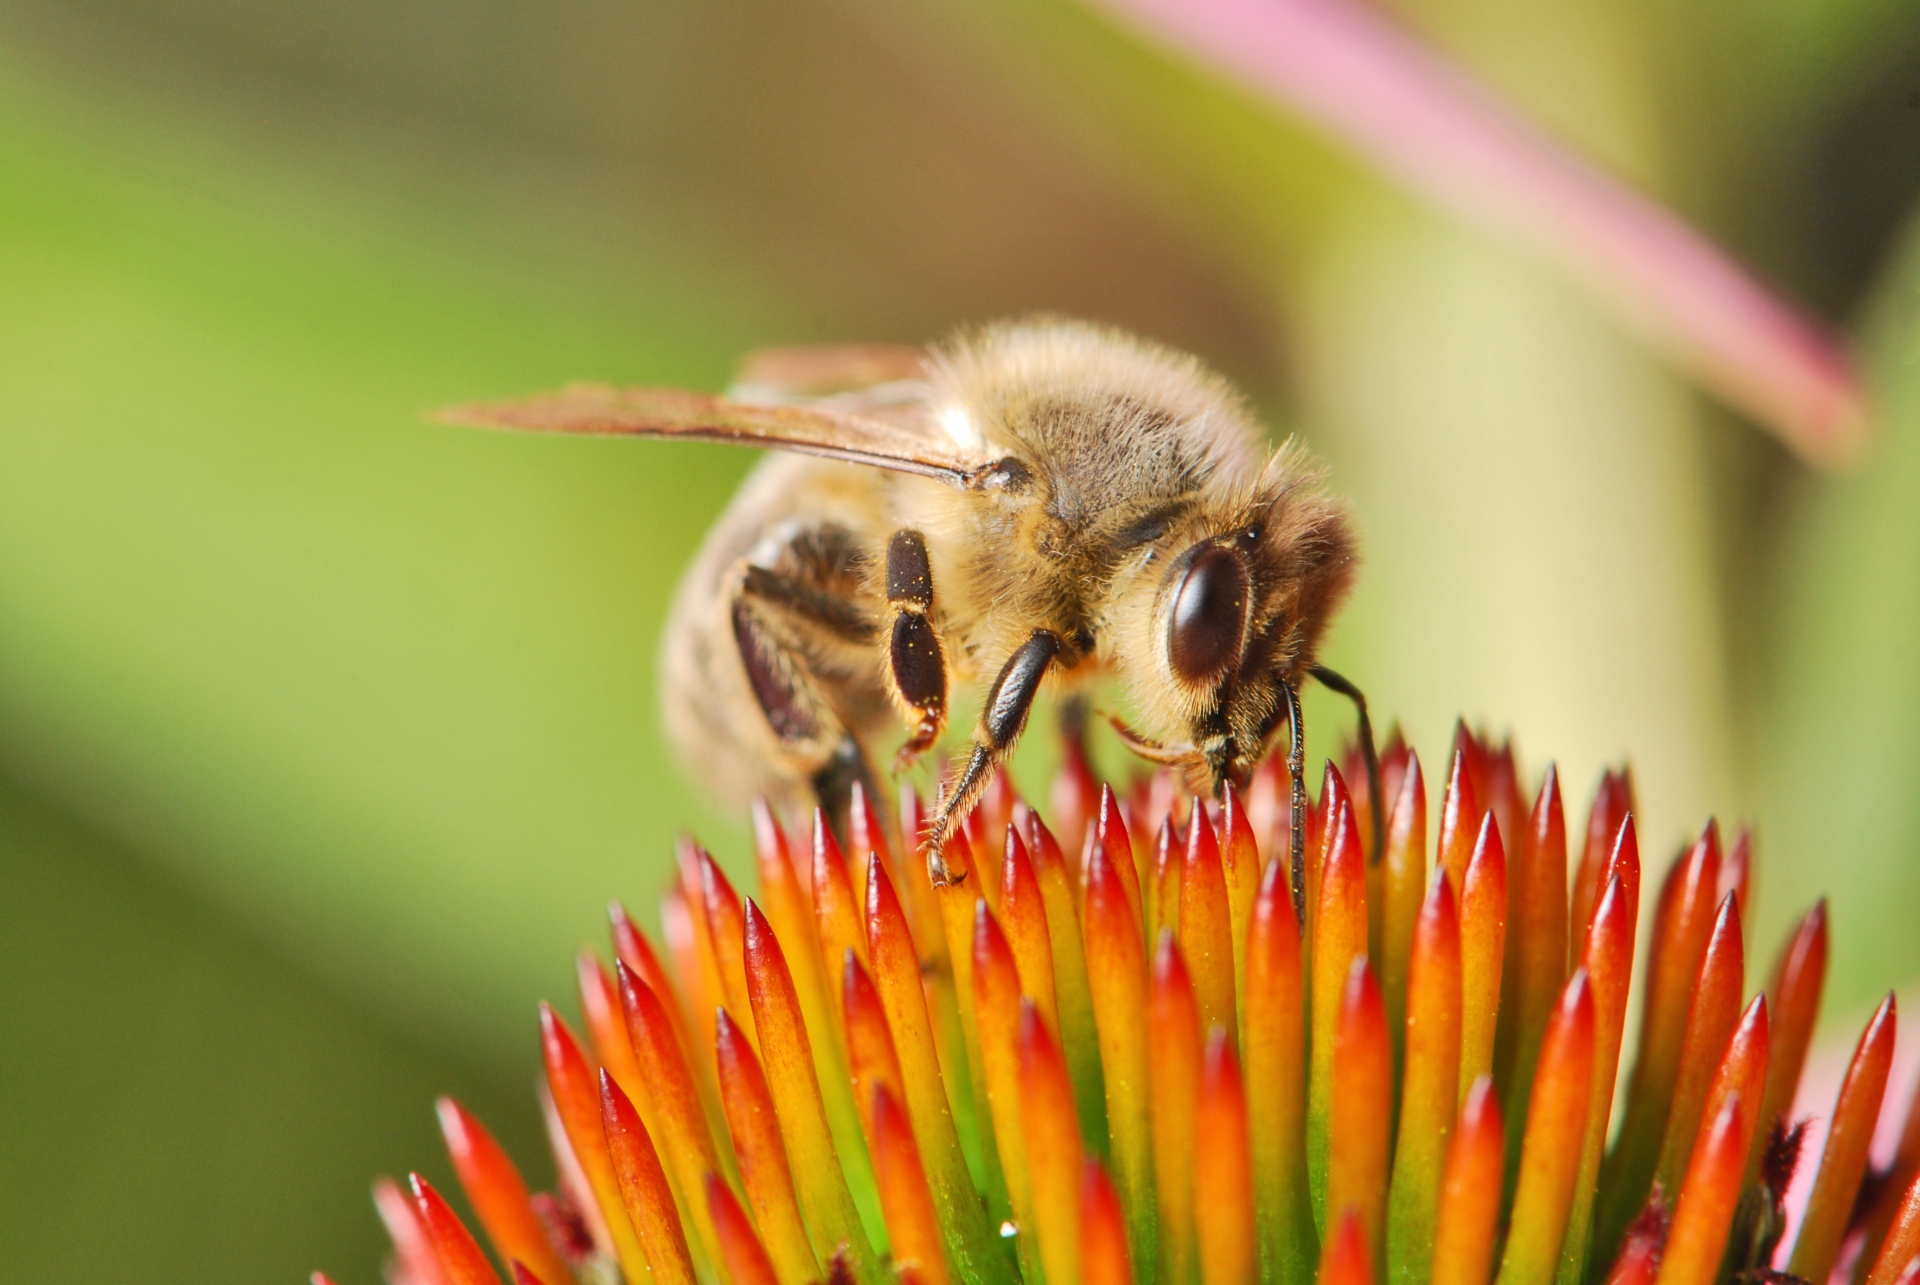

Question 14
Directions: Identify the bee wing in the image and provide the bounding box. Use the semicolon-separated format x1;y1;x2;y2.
730;343;930;398
436;383;987;486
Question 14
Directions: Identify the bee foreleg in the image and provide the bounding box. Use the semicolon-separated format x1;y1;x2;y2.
926;628;1061;886
1310;663;1385;866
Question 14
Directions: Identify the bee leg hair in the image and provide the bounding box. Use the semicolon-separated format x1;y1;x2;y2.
1309;663;1385;866
883;530;948;771
1284;678;1308;925
926;629;1061;886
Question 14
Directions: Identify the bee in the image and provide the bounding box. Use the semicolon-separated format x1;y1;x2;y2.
441;319;1380;912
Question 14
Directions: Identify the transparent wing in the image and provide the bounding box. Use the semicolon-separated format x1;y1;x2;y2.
730;343;930;398
436;383;985;486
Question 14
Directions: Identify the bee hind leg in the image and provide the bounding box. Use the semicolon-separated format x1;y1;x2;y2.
730;568;881;846
926;629;1061;886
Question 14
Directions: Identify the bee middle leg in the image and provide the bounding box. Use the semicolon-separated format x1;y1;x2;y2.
926;628;1061;885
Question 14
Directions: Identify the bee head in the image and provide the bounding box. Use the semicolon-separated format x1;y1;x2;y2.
1118;463;1357;795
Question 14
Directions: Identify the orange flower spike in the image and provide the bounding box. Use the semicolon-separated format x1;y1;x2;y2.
1083;821;1156;1276
707;1173;783;1285
611;903;700;1072
600;1072;699;1285
1150;932;1204;1285
1456;814;1507;1103
1002;824;1060;1030
973;900;1045;1283
1082;1159;1136;1285
1380;751;1428;1076
616;967;732;1201
754;800;815;941
1430;1079;1505;1285
1218;784;1263;994
1652;894;1744;1197
1756;901;1828;1169
577;953;646;1107
674;838;730;1054
1328;958;1392;1261
1486;739;1526;875
661;882;721;1071
1179;801;1237;1051
1555;872;1640;1285
540;1004;657;1284
512;1266;551;1285
872;1084;955;1285
813;811;869;1014
1021;1000;1088;1285
376;1174;455;1285
752;802;866;1172
412;1172;506;1285
925;824;1010;1230
619;896;732;1150
844;947;910;1140
1319;1211;1374;1285
1051;730;1103;886
848;779;896;882
1195;1029;1257;1285
1094;785;1146;940
1498;765;1568;1135
1611;823;1722;1159
700;847;760;1050
1309;797;1367;1221
1654;1096;1754;1285
1695;996;1770;1178
740;902;883;1285
1590;822;1719;1258
1496;972;1594;1285
1859;1079;1920;1285
714;1009;820;1285
1152;819;1182;945
979;768;1018;882
1864;1172;1920;1285
1246;751;1287;867
853;780;939;963
1387;877;1461;1285
437;1097;578;1285
1435;749;1483;892
1718;826;1753;922
1310;762;1352;929
1027;809;1108;1151
1245;853;1315;1285
1788;993;1899;1284
1570;770;1631;950
865;856;1009;1285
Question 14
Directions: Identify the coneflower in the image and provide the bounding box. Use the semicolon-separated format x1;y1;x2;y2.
315;723;1920;1285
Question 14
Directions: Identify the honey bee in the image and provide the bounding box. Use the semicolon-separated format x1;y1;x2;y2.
441;319;1379;909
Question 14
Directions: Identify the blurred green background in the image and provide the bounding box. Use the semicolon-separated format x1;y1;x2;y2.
2;0;1918;1279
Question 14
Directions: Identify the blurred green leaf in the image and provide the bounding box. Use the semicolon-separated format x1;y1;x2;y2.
1759;214;1920;1014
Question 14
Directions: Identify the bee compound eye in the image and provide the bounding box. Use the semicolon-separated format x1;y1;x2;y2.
1168;545;1251;683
